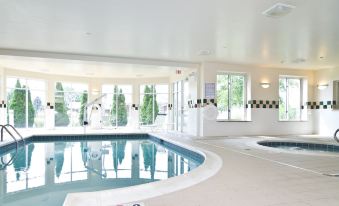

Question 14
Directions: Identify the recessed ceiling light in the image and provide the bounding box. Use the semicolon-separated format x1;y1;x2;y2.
198;50;212;56
262;3;296;18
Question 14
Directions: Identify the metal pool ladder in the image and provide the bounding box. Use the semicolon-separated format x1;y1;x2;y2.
334;128;339;143
0;124;25;170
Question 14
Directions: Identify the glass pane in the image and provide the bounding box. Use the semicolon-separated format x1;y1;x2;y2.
115;92;130;127
26;79;46;91
55;82;88;127
55;82;70;127
173;82;178;92
140;93;154;125
155;84;168;94
7;77;25;89
155;93;168;127
101;92;114;127
102;85;114;93
7;88;27;128
70;83;88;93
140;85;153;94
183;81;189;132
279;78;287;120
216;74;229;120
30;90;46;128
230;75;245;120
118;85;132;94
102;85;132;128
173;89;178;130
287;78;301;120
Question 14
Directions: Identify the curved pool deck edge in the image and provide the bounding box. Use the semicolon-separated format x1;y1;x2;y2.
63;134;223;206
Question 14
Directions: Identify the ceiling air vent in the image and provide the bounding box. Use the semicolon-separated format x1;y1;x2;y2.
262;3;296;18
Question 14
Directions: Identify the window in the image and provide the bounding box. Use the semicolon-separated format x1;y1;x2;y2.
6;77;46;128
216;73;246;120
101;85;132;127
55;82;88;127
279;77;304;121
139;84;168;126
172;81;182;131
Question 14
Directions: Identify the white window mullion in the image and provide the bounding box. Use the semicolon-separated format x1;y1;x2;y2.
25;85;29;128
285;78;289;121
228;75;231;120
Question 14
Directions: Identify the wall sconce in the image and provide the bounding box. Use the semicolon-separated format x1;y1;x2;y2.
260;82;271;89
317;84;328;90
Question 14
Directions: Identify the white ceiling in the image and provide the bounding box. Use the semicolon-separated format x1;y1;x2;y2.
0;0;338;71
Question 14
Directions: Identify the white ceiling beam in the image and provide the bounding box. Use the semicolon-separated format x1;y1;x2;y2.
0;48;200;69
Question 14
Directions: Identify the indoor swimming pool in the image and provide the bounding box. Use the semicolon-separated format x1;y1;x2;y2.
0;134;204;206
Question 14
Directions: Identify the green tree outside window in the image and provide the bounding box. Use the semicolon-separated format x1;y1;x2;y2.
9;79;35;128
55;82;70;126
111;86;128;126
140;85;159;125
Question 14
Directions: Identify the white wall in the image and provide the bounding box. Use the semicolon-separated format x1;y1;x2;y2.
5;64;337;138
199;62;315;137
313;68;339;136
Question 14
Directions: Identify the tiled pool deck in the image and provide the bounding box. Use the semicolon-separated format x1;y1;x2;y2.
1;130;339;206
144;134;339;206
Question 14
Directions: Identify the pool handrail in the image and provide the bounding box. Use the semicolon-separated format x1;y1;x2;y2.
0;125;19;170
334;129;339;143
1;124;25;143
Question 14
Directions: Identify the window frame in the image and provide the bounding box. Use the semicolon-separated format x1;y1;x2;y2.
54;81;89;127
139;83;169;125
278;76;305;121
6;76;47;128
101;84;133;128
216;72;248;121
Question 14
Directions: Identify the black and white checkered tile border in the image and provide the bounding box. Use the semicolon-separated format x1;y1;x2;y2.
302;101;337;110
246;100;279;109
0;100;7;108
46;102;54;109
132;104;139;110
188;99;217;109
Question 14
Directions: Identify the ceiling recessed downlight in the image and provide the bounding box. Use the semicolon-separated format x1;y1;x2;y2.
262;3;296;18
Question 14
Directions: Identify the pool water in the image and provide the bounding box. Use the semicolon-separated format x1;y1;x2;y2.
0;137;203;206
